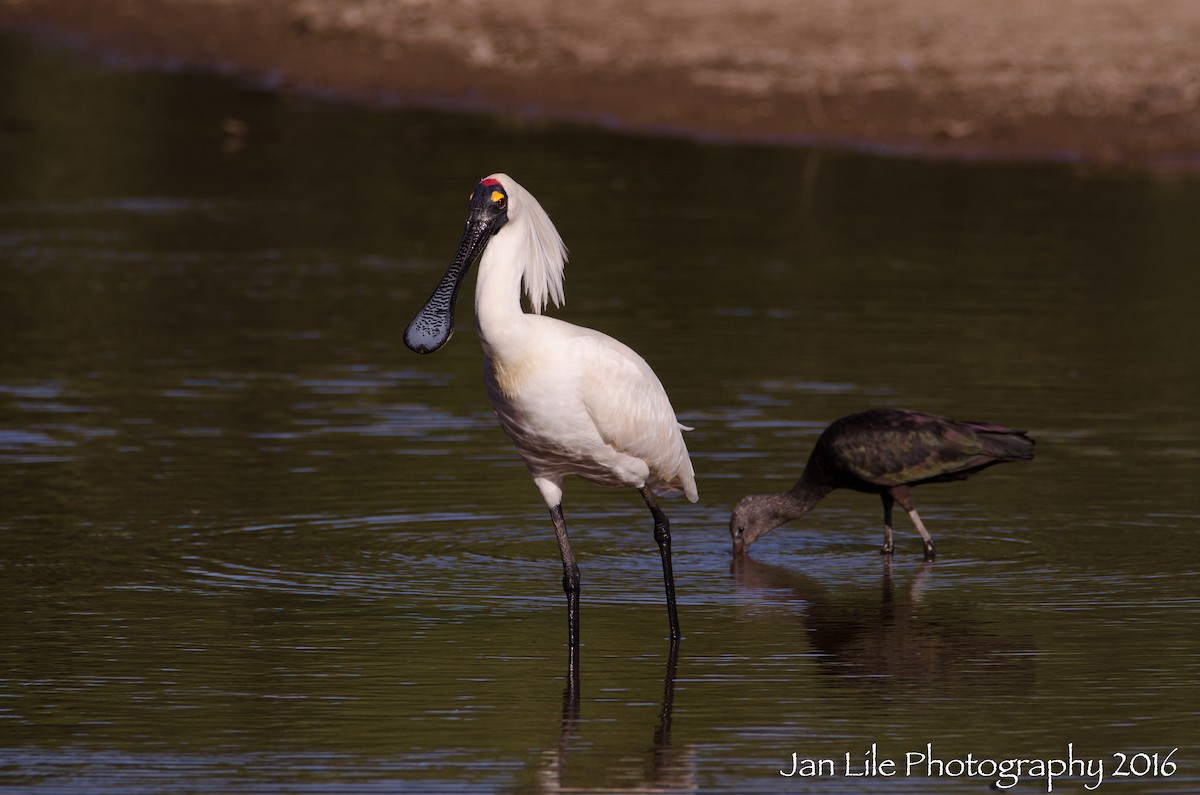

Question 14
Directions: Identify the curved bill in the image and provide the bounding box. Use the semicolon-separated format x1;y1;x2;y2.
404;219;493;354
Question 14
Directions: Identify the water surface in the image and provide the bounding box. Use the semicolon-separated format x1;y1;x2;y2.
1;32;1198;793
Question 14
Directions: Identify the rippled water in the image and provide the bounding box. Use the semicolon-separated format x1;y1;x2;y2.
2;31;1198;794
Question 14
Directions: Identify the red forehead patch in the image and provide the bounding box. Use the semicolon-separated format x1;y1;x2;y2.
480;178;502;187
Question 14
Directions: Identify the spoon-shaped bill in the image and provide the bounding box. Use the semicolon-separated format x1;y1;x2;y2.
404;220;492;355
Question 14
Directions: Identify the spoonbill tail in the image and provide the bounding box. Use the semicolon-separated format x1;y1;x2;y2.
730;409;1033;559
405;174;698;648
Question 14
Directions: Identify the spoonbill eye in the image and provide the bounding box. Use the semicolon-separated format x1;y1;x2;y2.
490;190;506;207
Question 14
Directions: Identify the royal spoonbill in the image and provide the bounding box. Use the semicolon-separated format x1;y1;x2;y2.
404;174;698;648
730;408;1034;559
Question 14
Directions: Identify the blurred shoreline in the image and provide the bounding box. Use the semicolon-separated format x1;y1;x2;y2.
3;0;1199;168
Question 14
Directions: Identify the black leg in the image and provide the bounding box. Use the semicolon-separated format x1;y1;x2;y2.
880;492;895;556
550;504;581;648
640;487;681;642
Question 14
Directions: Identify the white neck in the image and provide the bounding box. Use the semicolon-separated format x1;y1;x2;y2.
474;226;530;357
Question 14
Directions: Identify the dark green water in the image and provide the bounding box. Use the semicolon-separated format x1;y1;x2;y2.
2;31;1198;794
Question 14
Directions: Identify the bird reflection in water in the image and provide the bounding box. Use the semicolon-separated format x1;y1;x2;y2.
731;556;1035;693
529;642;696;794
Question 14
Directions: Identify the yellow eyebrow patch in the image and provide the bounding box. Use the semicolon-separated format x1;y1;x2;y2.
491;190;505;203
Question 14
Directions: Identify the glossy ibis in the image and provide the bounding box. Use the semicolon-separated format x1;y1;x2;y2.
405;174;698;648
730;408;1033;559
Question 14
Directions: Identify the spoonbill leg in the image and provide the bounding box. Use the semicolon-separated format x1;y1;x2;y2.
640;487;681;642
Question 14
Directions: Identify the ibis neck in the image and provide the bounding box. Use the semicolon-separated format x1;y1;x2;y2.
763;482;830;525
779;470;832;519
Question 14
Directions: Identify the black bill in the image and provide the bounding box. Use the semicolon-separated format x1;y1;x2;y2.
404;182;508;354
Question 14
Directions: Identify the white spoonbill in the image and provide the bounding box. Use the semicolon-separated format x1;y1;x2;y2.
404;173;698;648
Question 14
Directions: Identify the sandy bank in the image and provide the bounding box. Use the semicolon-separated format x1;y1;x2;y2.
3;0;1199;166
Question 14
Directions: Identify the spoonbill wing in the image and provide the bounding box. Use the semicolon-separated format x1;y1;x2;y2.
573;331;698;502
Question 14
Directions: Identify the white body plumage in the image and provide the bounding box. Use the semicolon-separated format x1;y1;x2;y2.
404;172;695;647
472;173;698;511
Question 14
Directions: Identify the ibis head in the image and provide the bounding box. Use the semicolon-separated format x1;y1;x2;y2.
730;490;816;555
404;177;511;354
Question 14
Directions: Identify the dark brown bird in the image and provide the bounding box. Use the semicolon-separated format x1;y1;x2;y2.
730;409;1034;559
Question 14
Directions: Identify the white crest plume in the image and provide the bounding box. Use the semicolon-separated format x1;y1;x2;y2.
489;173;568;314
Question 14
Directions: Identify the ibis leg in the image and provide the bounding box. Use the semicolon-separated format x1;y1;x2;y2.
640;487;681;642
906;507;937;560
880;493;896;556
549;504;582;648
892;488;936;560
